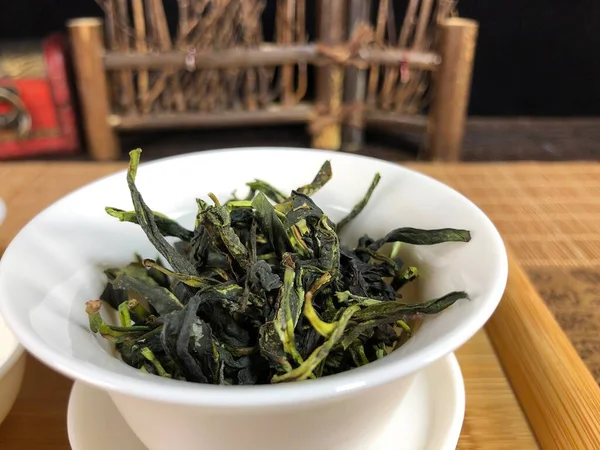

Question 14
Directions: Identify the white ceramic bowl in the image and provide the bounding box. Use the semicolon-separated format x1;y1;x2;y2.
0;148;507;450
0;198;27;426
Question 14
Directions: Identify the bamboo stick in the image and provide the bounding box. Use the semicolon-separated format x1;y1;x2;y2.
131;0;149;113
148;0;185;112
425;18;478;161
281;0;296;107
115;0;135;113
110;103;313;130
177;0;189;42
486;251;600;449
393;0;434;112
380;0;404;110
294;0;307;103
342;0;370;152
103;45;441;70
67;18;119;161
102;0;120;106
364;110;427;129
366;0;388;106
311;0;346;150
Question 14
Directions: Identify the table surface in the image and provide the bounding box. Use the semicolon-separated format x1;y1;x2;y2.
1;160;599;449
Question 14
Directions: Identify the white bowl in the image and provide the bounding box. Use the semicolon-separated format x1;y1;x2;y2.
0;197;27;426
0;148;507;450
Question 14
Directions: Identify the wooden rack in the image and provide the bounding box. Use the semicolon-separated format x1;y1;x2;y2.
67;1;478;161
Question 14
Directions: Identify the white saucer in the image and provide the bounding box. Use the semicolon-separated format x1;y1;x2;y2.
67;353;465;450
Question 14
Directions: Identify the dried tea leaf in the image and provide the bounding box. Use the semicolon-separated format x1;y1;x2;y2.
336;173;381;233
368;227;472;251
251;193;291;257
88;151;473;386
142;259;215;289
249;260;282;292
126;149;197;275
281;192;324;229
105;207;193;241
271;305;360;383
273;256;304;363
313;215;340;272
245;179;287;203
352;291;469;322
259;321;292;373
295;160;332;197
200;202;250;271
111;274;183;316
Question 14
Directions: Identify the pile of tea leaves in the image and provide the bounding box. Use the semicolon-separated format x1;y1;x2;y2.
86;149;471;385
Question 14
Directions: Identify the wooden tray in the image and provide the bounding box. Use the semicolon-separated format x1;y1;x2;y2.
0;161;599;449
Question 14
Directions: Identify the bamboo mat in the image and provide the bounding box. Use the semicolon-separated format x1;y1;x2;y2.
0;160;599;450
404;161;600;383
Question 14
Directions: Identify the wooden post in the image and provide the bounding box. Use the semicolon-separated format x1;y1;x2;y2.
311;0;346;151
67;18;119;161
425;18;478;161
342;0;370;152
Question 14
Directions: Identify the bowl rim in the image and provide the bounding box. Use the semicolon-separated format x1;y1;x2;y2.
0;316;25;380
0;196;26;380
0;146;508;407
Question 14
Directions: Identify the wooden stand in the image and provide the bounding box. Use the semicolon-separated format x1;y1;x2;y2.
66;2;477;161
426;18;478;161
67;18;119;161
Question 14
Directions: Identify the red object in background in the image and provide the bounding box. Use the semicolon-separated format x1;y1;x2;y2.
0;33;79;159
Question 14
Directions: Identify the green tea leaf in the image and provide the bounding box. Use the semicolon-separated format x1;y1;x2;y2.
282;192;324;228
258;321;292;373
142;259;215;289
336;173;381;234
200;203;251;271
111;274;183;316
368;227;472;251
105;207;193;241
88;153;473;386
313;215;340;272
126;149;197;275
273;256;304;364
251;192;291;257
352;291;469;322
272;305;360;383
249;260;282;292
295;160;332;197
246;180;287;203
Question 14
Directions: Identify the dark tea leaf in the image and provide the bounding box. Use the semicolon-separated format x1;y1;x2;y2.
126;149;197;275
368;227;472;251
105;207;193;241
295;160;332;197
111;274;183;316
87;149;472;386
336;173;381;234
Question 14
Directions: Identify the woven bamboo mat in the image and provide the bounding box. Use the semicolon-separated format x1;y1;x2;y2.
405;161;600;382
1;160;599;449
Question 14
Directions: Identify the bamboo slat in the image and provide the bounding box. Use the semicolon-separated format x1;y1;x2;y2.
486;254;600;449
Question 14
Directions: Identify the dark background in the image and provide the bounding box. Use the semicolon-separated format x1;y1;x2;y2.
0;0;597;117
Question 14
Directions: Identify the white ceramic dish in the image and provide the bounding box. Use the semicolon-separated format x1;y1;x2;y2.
0;147;507;450
68;353;465;450
0;197;27;426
